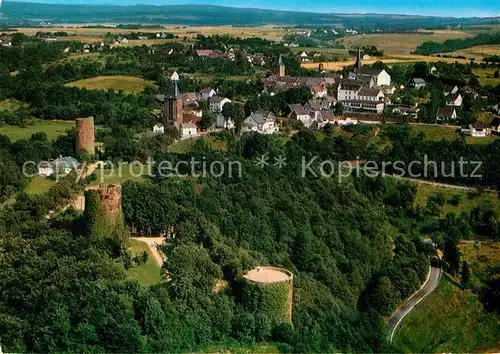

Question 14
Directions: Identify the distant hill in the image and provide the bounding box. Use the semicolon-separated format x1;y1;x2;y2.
0;1;497;28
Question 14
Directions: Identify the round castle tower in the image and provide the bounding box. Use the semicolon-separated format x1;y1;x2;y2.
84;184;123;236
76;117;95;155
243;266;294;324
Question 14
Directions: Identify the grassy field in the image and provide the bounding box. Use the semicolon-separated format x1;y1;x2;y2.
461;242;500;285
126;239;162;286
415;184;500;216
393;275;500;353
89;163;149;186
66;75;153;94
0;120;74;141
409;125;499;145
472;67;500;87
169;135;228;154
410;124;460;141
26;177;57;195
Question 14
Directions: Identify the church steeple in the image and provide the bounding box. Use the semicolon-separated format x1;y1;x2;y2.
163;80;183;128
354;48;362;70
278;54;285;77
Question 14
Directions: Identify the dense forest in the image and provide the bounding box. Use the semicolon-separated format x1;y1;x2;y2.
414;32;500;55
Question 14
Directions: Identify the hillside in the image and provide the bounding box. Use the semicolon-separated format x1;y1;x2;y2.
1;1;496;28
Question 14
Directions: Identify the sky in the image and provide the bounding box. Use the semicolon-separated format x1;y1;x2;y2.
3;0;499;17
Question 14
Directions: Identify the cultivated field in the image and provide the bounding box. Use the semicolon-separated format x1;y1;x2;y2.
393;274;500;353
8;25;286;43
441;45;500;61
472;67;500;86
336;30;473;54
65;75;153;93
0;120;74;141
301;54;472;70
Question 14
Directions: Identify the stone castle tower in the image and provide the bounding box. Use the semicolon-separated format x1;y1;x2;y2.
76;117;95;155
84;184;124;237
163;80;183;129
278;54;286;77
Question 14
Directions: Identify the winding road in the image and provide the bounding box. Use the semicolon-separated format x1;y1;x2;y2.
388;266;442;343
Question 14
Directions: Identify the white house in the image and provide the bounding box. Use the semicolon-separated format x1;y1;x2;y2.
181;123;198;138
392;106;420;118
38;156;79;177
353;68;391;87
216;113;235;129
299;51;309;62
243;110;278;134
289;104;312;128
446;93;463;107
409;78;426;89
199;88;217;100
153;123;165;133
430;66;438;74
461;123;491;137
436;107;458;121
209;96;231;112
339;85;385;114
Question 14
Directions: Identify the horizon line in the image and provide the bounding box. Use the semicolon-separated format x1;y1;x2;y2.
2;0;499;19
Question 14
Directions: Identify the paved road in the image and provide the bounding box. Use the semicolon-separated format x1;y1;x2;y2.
388;266;442;343
390;174;482;192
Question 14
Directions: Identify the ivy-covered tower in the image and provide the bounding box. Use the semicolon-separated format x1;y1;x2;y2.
242;266;294;324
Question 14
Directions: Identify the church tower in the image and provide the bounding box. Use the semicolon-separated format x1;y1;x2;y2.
278;54;285;77
354;48;362;70
163;80;183;129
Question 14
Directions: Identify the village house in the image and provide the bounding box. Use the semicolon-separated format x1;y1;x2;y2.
461;123;491;137
181;123;198;138
392;106;420;119
116;36;129;44
446;93;463;107
489;117;500;134
243;110;278;134
199;88;217;100
436;107;458;120
216;113;235;130
0;36;12;47
299;51;309;62
409;78;426;89
37;156;79;177
289;104;312;128
339;84;385;114
209;96;231;112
